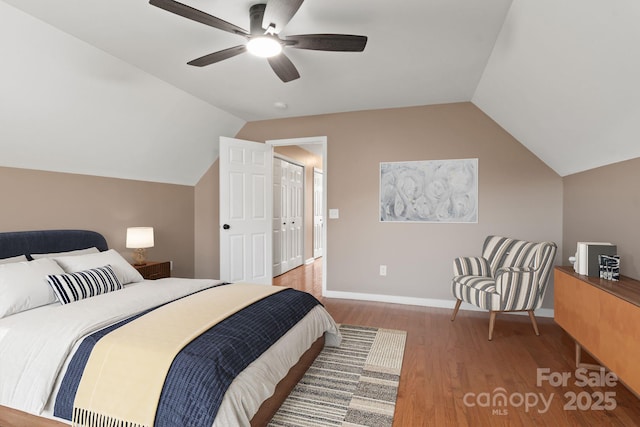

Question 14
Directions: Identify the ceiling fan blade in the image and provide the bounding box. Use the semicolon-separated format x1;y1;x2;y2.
249;4;267;35
262;0;304;34
285;34;368;52
149;0;248;36
187;45;247;67
267;53;300;82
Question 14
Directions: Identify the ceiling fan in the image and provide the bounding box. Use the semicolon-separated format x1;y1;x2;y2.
149;0;368;82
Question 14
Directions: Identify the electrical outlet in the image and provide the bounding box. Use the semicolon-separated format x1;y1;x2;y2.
379;265;387;276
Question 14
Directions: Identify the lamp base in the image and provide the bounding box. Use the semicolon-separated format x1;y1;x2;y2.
132;248;147;266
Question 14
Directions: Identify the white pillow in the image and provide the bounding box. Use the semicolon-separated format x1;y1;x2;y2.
31;247;99;259
0;254;28;265
52;249;143;285
0;258;65;318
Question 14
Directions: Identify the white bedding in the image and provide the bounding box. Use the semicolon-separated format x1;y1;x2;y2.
0;278;340;426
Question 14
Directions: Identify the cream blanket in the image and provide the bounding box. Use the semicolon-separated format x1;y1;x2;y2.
72;283;284;427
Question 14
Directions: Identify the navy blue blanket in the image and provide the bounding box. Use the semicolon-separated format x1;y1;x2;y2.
54;287;321;427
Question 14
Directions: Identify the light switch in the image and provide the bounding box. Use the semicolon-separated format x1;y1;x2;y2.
329;209;339;219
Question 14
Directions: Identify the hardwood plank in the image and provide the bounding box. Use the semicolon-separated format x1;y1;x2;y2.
276;258;640;426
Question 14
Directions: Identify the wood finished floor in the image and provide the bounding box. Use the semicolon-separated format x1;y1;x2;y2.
274;259;640;427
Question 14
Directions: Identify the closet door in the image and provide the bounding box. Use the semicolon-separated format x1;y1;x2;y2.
272;158;304;276
272;158;285;276
288;163;304;269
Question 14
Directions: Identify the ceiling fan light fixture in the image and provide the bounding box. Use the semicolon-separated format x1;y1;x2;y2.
149;0;368;82
246;36;283;58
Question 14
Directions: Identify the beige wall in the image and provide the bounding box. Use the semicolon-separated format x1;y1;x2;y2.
274;145;323;262
563;157;640;280
2;102;566;308
194;160;220;279
195;103;563;307
0;166;195;278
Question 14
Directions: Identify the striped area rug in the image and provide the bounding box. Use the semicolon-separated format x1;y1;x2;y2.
269;324;407;427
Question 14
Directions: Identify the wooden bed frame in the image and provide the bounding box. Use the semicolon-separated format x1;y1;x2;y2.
0;230;325;427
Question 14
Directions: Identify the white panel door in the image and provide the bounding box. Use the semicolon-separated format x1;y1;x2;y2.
272;158;285;276
219;137;272;285
272;158;303;276
289;163;304;268
280;159;292;274
313;168;324;258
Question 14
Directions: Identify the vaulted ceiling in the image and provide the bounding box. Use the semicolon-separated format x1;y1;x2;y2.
1;0;639;184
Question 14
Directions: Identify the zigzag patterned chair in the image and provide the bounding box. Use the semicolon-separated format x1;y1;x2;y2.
451;236;557;340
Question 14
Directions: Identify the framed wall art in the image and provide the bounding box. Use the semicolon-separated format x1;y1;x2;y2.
380;158;478;223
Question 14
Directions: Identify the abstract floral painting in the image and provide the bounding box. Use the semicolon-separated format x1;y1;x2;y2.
380;158;478;223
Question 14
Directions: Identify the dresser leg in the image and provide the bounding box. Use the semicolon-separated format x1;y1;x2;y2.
575;342;603;370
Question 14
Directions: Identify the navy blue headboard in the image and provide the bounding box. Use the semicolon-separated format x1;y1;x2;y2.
0;230;108;260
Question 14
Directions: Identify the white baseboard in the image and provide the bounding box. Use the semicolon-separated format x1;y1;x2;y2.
322;290;554;318
304;258;315;265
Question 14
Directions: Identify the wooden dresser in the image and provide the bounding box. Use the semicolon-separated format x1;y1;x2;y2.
133;261;171;280
554;266;640;396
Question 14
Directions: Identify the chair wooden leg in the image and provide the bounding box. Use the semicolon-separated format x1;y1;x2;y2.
488;311;497;341
528;310;540;336
451;299;462;321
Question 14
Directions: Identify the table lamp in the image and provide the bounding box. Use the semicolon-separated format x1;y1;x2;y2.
126;227;154;265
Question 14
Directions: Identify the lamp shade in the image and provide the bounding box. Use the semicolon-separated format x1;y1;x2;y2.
126;227;154;249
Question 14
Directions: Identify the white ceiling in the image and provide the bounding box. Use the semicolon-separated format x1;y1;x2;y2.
1;0;512;121
2;0;639;182
474;0;640;177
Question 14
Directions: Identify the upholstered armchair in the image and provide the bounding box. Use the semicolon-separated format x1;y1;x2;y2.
451;236;557;340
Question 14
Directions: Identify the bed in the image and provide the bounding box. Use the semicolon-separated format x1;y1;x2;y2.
0;230;340;427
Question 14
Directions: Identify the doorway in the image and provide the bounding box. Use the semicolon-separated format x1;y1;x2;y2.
267;137;327;295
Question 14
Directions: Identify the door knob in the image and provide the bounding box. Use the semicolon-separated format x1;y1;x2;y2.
223;224;231;230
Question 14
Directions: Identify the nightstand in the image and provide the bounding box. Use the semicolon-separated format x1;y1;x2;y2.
134;261;171;280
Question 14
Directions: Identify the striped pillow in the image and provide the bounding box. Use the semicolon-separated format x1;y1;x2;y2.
47;265;123;304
